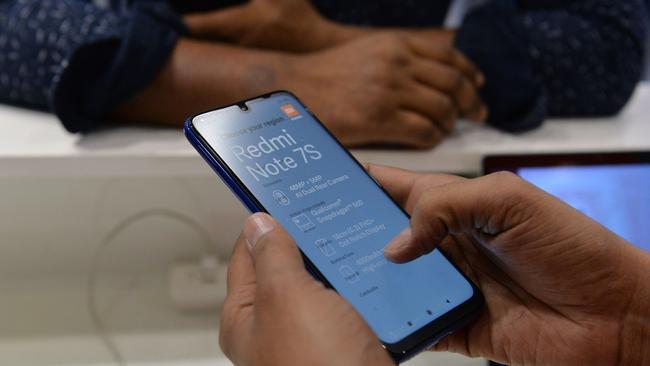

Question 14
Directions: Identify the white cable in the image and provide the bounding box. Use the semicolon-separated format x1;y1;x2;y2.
87;208;214;366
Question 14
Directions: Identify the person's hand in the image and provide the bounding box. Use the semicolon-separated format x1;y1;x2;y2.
184;0;456;53
279;33;486;148
366;164;650;366
220;213;394;366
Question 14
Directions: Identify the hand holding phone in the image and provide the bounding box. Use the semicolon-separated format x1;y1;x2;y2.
220;212;394;366
185;91;483;362
367;165;650;366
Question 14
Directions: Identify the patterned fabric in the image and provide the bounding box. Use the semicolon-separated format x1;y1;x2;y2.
455;0;648;131
0;0;647;133
0;0;185;132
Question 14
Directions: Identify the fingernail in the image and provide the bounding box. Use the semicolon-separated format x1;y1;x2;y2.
244;213;275;254
384;228;412;258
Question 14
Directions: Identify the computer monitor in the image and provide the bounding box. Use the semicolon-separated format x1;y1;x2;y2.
483;151;650;252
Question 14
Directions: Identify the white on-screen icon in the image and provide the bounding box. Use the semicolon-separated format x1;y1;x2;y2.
272;190;291;206
291;213;315;232
339;265;360;284
315;238;335;256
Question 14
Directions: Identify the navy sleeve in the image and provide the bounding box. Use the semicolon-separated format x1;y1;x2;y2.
0;0;186;133
454;0;648;132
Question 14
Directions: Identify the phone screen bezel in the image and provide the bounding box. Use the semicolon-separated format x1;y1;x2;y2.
186;90;484;359
484;151;650;174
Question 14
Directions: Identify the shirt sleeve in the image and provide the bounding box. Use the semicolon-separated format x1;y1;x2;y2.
454;0;648;132
0;0;186;133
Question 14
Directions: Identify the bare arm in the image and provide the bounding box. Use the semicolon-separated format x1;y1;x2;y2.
182;0;455;53
109;33;486;149
111;38;291;125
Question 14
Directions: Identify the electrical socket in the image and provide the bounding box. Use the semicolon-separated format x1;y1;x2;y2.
168;256;228;312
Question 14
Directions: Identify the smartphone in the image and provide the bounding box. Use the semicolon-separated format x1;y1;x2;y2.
184;91;483;362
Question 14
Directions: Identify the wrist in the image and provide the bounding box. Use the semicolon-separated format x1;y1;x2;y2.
274;53;314;90
230;49;299;97
617;249;650;366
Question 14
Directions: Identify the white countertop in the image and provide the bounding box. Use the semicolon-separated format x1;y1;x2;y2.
2;83;648;177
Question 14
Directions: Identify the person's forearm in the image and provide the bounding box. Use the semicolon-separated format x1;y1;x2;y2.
110;38;292;125
183;5;454;53
183;6;368;53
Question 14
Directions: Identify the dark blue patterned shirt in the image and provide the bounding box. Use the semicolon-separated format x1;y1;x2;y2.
0;0;185;132
0;0;647;133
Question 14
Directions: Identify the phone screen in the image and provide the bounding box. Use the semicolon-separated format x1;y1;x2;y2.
192;92;475;345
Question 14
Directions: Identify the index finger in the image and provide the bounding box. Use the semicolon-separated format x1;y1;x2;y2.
406;36;484;87
365;164;422;207
365;163;467;213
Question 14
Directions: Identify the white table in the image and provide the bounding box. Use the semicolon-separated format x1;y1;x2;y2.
2;83;648;177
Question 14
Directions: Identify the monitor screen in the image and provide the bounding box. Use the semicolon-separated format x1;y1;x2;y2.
516;164;650;252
